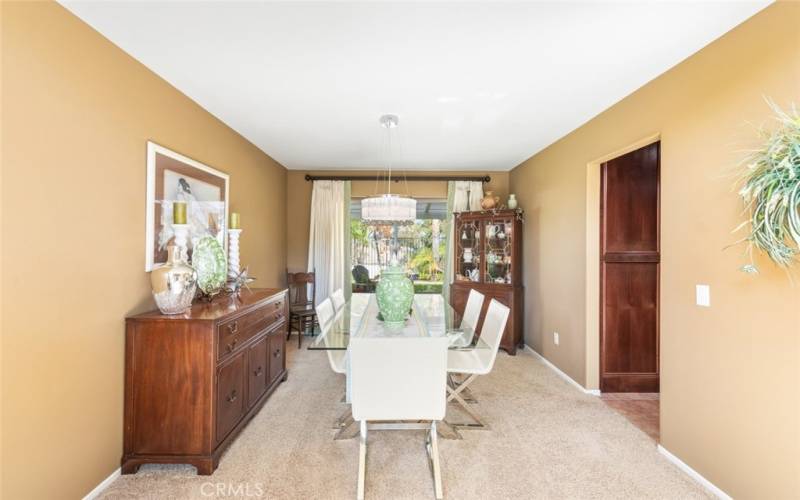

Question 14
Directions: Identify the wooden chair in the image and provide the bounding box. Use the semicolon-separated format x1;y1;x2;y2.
286;270;317;348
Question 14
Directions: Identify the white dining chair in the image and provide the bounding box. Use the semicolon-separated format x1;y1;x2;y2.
350;336;449;500
315;298;335;331
317;304;346;375
317;299;349;430
446;298;509;430
331;288;346;312
461;289;485;332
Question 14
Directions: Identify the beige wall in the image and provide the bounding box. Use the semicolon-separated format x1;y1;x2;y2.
286;170;509;271
510;3;799;498
1;3;287;499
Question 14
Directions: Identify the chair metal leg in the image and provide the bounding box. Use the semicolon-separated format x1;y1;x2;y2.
446;374;476;402
429;421;444;499
333;407;353;430
357;420;367;500
445;374;488;430
448;393;489;430
334;418;361;440
448;374;477;404
436;420;462;440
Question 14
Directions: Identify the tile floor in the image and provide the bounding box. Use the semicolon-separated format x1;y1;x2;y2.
601;393;660;441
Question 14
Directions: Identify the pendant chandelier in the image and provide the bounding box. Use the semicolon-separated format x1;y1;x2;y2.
361;114;416;225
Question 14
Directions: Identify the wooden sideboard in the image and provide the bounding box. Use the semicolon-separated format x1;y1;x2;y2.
451;209;524;355
122;288;288;475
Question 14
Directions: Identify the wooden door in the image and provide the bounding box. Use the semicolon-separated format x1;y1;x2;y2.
600;142;660;392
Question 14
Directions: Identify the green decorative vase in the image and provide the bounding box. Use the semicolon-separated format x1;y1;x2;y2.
376;263;414;330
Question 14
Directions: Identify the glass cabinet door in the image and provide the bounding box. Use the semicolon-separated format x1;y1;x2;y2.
484;218;513;285
456;219;481;282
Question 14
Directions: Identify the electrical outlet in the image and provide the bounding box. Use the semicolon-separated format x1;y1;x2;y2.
553;332;560;346
696;284;711;307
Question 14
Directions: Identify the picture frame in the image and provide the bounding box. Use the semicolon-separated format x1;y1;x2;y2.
145;141;230;271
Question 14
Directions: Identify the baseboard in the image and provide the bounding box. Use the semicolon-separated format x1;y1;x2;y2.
657;445;732;500
523;345;599;396
82;467;120;500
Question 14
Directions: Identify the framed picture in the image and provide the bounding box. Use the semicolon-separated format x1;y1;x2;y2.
145;141;229;271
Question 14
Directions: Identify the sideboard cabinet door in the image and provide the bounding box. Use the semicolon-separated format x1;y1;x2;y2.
268;332;285;386
216;351;246;443
247;334;269;407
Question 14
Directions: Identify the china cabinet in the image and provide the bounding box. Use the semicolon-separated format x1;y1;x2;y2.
452;209;524;354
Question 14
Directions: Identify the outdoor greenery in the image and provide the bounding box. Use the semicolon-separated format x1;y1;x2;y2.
734;101;800;269
351;218;446;285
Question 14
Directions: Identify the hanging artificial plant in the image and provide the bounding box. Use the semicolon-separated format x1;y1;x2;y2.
733;101;800;271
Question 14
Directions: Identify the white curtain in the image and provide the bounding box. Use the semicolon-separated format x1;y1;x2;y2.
453;181;484;212
442;181;456;304
308;180;347;304
467;181;484;211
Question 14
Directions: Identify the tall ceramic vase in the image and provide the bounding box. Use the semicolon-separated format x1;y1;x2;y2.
376;263;415;330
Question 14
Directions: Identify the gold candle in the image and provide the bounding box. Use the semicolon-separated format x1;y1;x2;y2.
230;212;240;229
173;201;187;225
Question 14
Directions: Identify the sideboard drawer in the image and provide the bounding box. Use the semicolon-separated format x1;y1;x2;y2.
267;297;286;325
218;310;268;360
216;351;246;443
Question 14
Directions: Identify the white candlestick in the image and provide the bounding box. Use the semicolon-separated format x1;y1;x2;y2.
228;229;242;279
172;224;191;261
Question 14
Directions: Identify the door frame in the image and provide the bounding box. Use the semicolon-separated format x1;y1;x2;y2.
584;133;660;392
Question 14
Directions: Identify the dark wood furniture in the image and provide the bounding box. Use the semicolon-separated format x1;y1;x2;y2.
451;209;524;355
600;142;660;392
122;288;288;475
286;270;317;347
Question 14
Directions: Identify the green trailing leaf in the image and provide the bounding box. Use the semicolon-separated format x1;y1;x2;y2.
734;100;800;269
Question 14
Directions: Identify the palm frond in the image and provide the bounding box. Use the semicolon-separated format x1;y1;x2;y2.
733;100;800;270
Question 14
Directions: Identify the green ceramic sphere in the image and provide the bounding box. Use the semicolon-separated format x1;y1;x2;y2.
376;264;415;330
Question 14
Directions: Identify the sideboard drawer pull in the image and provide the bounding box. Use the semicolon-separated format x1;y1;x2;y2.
226;336;239;353
226;389;238;403
253;366;263;377
273;348;281;358
227;321;239;334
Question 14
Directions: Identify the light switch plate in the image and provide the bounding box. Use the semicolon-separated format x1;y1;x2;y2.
696;284;711;307
553;332;560;346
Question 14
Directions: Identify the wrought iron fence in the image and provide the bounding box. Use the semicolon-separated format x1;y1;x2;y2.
351;236;443;282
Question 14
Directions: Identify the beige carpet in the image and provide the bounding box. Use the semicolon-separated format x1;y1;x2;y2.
100;339;709;499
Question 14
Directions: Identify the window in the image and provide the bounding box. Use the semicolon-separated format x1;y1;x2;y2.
350;199;447;294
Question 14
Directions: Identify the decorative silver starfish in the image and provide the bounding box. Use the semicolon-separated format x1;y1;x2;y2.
226;266;257;295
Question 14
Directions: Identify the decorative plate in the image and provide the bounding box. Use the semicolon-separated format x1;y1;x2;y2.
192;236;227;294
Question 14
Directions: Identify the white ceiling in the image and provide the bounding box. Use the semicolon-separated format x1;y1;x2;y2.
61;1;769;171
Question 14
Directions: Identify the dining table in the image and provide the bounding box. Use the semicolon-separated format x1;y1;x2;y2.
308;293;490;440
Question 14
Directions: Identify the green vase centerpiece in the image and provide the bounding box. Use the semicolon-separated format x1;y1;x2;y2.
376;262;415;330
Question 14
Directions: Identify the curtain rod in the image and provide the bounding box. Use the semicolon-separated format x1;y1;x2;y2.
304;174;490;182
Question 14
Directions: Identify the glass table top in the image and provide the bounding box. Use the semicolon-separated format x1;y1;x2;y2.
308;293;489;351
